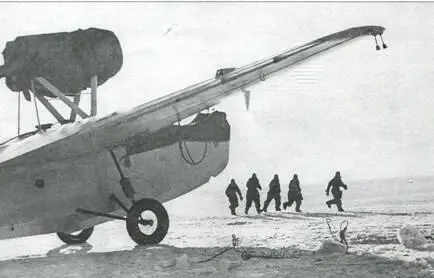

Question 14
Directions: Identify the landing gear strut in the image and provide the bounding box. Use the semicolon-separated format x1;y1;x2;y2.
68;150;170;246
57;227;94;244
74;196;169;246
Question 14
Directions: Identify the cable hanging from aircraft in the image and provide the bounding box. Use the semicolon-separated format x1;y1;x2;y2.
174;108;209;166
178;140;208;165
176;115;209;166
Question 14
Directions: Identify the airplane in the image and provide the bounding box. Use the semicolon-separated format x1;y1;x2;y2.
0;25;387;245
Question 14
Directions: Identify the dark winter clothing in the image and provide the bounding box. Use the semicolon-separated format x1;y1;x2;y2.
226;179;243;215
326;172;348;212
245;174;262;214
283;175;303;212
263;175;281;212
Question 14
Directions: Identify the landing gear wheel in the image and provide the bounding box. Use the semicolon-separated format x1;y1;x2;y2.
56;227;94;244
126;198;169;245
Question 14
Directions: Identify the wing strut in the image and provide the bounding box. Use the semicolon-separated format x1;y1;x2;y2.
34;77;89;119
18;75;100;131
90;75;98;116
30;81;42;131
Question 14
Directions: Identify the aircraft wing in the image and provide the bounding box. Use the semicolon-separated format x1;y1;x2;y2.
80;25;386;149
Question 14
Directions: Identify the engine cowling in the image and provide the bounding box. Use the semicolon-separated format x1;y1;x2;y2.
0;28;123;98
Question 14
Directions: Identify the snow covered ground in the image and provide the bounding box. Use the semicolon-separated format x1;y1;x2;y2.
1;3;434;277
0;176;433;277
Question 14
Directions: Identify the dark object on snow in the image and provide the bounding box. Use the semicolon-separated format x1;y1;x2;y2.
0;28;123;99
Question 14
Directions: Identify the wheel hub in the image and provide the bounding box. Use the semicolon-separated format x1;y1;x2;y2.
138;218;153;226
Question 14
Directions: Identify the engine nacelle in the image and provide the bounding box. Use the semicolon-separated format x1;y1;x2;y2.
0;28;123;98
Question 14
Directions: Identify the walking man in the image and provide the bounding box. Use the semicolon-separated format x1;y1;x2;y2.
263;174;281;212
225;179;243;215
283;174;303;212
245;173;262;214
325;171;348;212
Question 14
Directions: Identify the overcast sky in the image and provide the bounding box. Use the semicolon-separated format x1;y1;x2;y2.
0;3;433;184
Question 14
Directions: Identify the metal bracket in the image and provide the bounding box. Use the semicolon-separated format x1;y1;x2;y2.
259;70;265;81
241;88;250;110
69;94;81;122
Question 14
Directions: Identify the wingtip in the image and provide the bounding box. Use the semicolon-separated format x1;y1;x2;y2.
369;25;386;36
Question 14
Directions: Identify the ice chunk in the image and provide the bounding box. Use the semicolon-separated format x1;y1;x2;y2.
317;240;346;254
397;224;427;249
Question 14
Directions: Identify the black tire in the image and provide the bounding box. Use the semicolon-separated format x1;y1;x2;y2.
126;198;169;245
56;227;94;245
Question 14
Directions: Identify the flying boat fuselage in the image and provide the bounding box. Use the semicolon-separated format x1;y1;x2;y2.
0;111;230;239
